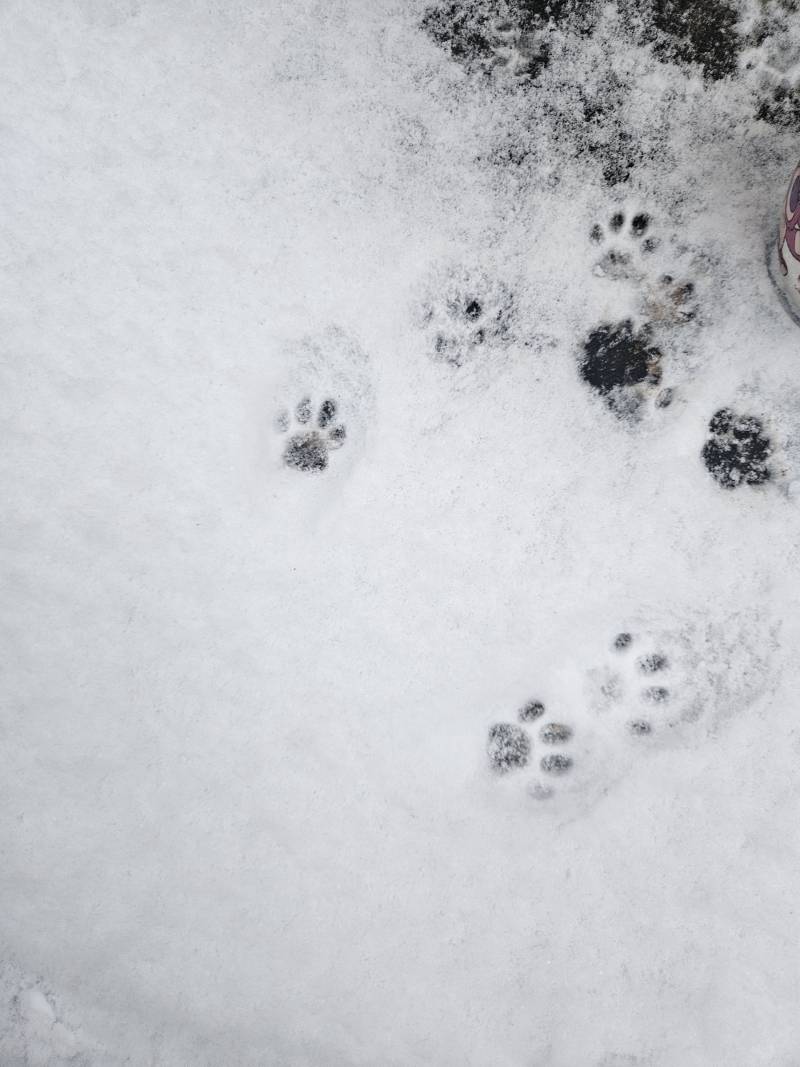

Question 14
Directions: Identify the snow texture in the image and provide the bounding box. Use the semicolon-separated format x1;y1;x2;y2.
3;0;800;1064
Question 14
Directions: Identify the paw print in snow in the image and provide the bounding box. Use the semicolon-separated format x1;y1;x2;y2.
487;698;575;800
275;397;346;473
592;625;709;738
579;320;672;420
488;612;777;813
268;326;373;485
590;210;659;277
701;407;772;489
589;614;777;736
417;266;516;368
590;210;701;327
597;631;677;736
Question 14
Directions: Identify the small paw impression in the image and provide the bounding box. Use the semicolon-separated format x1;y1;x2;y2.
592;615;776;736
275;397;346;473
487;699;574;792
418;267;516;368
701;407;772;489
591;210;700;326
591;210;659;278
604;630;674;736
579;320;671;419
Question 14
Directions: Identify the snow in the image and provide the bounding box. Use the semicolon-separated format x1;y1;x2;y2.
2;0;800;1064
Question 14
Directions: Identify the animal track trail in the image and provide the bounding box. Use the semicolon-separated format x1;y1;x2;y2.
581;209;709;423
486;611;779;811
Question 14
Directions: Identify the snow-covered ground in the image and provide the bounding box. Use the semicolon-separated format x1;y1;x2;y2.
3;1;800;1064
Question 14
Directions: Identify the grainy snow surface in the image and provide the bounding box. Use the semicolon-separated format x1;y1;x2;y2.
3;1;800;1064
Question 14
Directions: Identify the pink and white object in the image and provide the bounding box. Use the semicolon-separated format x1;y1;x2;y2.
776;161;800;322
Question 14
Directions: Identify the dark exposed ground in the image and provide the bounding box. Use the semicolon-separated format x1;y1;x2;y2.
421;0;743;82
639;0;742;81
420;0;753;187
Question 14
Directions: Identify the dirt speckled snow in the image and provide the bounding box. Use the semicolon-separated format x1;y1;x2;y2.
2;1;800;1064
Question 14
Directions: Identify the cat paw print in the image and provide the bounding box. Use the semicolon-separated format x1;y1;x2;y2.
417;266;516;368
590;210;659;278
590;210;701;327
267;327;373;488
579;319;673;421
589;613;777;737
275;397;346;473
595;631;680;737
487;699;575;800
701;407;772;490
